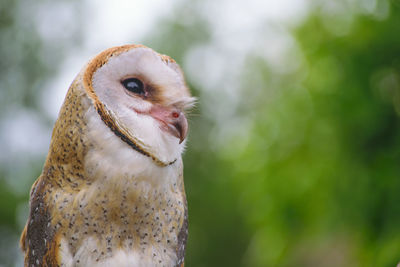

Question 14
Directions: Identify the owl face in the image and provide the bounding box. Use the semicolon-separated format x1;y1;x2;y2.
84;46;195;166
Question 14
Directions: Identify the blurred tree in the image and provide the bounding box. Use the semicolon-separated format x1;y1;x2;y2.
293;2;400;266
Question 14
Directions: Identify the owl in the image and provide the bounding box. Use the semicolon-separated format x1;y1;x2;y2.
20;44;195;267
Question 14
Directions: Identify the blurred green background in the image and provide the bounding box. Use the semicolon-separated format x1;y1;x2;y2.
1;0;400;266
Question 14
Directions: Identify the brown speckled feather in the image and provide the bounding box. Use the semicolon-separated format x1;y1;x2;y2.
21;77;91;266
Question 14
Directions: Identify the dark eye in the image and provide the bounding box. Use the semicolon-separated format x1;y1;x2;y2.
121;78;145;95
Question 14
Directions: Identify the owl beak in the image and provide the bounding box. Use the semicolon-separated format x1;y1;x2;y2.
150;106;188;144
169;111;188;144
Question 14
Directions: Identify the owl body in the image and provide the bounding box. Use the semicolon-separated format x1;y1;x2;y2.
20;45;193;266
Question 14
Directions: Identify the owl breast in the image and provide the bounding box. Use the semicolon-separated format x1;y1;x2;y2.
53;173;186;267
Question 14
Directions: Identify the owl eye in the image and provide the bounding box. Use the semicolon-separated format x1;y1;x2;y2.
121;78;145;95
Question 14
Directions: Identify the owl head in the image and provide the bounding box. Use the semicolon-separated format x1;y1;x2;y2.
79;45;195;168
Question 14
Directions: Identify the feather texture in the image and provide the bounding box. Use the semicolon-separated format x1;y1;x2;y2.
21;45;192;267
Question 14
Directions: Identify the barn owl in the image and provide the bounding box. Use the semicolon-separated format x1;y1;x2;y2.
20;44;195;267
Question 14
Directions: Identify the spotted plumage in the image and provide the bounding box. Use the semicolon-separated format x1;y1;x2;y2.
20;45;194;266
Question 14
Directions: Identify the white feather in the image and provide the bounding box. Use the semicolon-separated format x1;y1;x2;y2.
60;237;177;267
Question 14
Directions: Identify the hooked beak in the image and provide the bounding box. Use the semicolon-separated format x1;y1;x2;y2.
149;105;188;144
